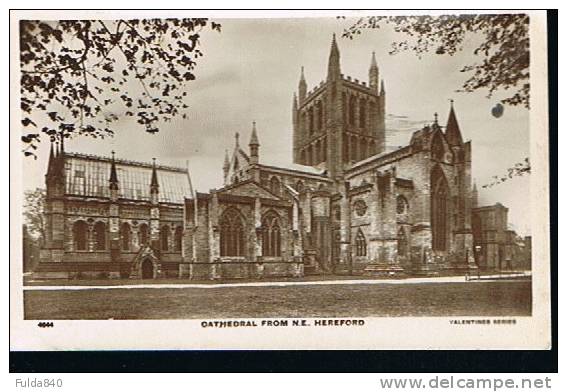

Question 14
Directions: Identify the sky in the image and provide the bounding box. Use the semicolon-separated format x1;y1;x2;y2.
21;16;531;235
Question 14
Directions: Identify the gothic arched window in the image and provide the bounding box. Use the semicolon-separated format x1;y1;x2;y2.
349;96;357;126
355;229;367;256
174;226;183;252
431;166;449;251
161;225;170;251
398;227;408;257
321;137;327;162
359;99;366;128
73;220;88;251
138;223;149;247
220;209;245;257
397;195;409;215
121;222;131;251
262;212;282;257
269;176;281;196
94;221;106;251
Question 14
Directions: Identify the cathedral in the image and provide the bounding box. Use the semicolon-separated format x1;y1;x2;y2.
36;35;480;280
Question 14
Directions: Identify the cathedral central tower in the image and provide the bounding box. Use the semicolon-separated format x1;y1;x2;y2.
292;34;386;180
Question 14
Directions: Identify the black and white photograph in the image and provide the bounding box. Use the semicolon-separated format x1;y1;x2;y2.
10;9;551;351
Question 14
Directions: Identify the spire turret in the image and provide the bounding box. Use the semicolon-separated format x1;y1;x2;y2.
249;121;260;164
445;99;464;146
223;149;230;170
150;158;159;197
327;33;341;81
369;51;379;92
60;133;65;155
109;150;119;191
47;141;55;176
298;66;307;104
234;132;240;148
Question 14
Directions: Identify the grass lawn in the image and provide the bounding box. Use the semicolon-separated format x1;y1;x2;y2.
23;281;531;319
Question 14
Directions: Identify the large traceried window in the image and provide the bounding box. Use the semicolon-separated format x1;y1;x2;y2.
174;226;183;252
161;225;170;251
121;222;131;251
220;209;245;257
431;166;449;251
262;212;282;257
94;221;106;251
73;220;88;251
355;229;367;257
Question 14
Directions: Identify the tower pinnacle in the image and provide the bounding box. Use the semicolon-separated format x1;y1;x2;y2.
249;121;260;164
249;121;259;146
109;150;119;190
445;100;464;146
298;66;307;104
327;33;341;81
223;149;230;180
369;51;379;92
150;157;159;196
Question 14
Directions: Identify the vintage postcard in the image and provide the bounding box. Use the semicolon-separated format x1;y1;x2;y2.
10;10;551;350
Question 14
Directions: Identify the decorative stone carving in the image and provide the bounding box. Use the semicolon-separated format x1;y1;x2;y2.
353;199;367;216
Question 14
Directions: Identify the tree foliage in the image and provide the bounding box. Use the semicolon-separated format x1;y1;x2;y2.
482;157;531;188
23;188;46;244
341;14;530;108
20;18;221;157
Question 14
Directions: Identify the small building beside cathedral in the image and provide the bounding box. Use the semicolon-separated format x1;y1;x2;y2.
37;148;191;279
35;35;524;280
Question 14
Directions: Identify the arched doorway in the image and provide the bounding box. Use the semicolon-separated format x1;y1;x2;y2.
141;258;154;279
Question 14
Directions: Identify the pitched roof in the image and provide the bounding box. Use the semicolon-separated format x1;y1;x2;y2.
63;152;191;204
218;180;281;200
